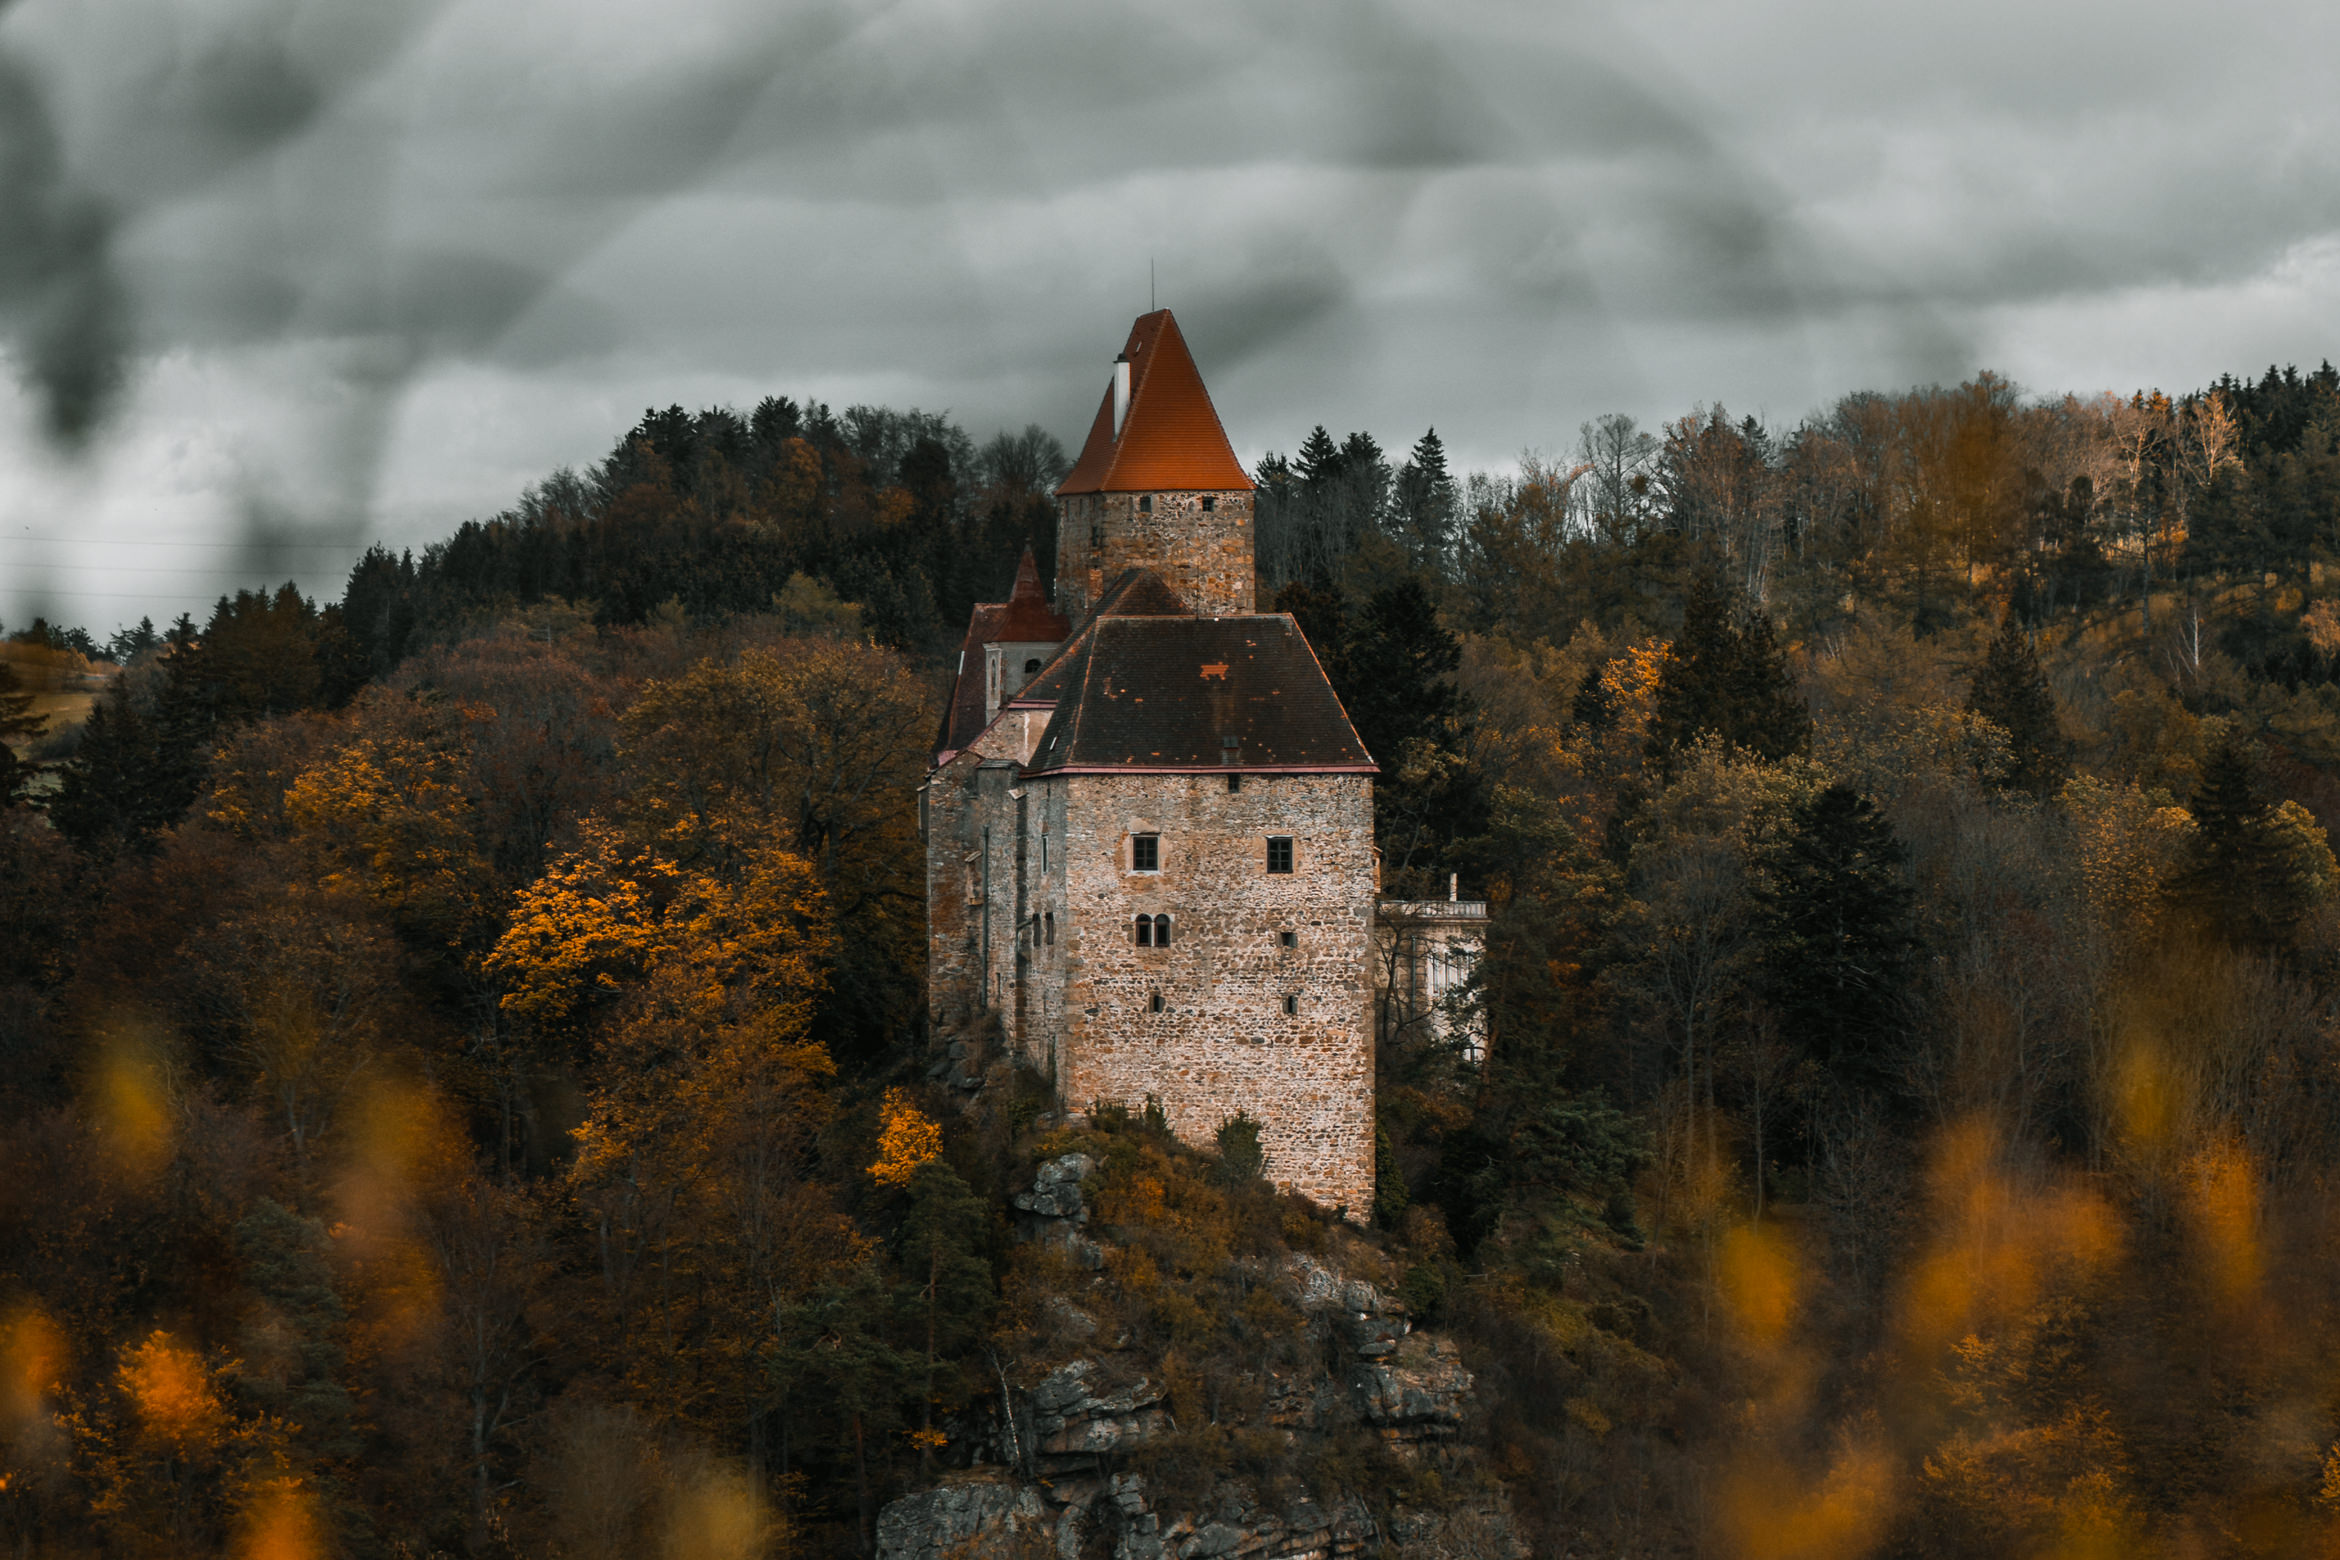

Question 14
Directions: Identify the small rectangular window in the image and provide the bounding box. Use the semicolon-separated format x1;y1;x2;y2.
1150;991;1165;1013
1040;832;1048;871
1131;834;1160;872
1226;773;1242;794
1278;930;1297;948
1266;836;1294;874
1282;994;1298;1016
1044;912;1055;946
1134;915;1153;947
1201;495;1216;512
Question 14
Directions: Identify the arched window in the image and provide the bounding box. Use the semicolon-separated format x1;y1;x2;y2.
1156;914;1172;947
1133;913;1173;948
1023;657;1042;674
1149;990;1164;1013
1134;914;1152;947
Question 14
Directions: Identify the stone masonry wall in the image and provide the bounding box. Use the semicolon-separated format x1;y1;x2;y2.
1026;771;1376;1215
1056;491;1255;619
924;710;1050;1034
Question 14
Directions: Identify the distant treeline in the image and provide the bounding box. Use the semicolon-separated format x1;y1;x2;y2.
339;399;1070;673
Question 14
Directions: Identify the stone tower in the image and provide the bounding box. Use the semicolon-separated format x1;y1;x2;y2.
923;310;1378;1216
1054;311;1256;620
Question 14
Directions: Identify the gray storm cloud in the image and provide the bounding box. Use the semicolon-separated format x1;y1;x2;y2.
0;0;2333;627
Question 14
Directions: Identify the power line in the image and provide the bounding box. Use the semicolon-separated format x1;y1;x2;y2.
0;587;254;600
0;568;343;580
1;535;371;550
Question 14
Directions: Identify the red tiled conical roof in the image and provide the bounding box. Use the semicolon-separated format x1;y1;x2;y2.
1056;311;1253;495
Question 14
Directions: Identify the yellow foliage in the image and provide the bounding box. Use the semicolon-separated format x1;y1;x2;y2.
492;820;836;1040
87;1020;176;1183
487;820;676;1027
659;1457;774;1560
1;1304;63;1430
284;719;492;945
869;1089;942;1188
1717;1222;1800;1352
1895;1119;2119;1364
1711;1440;1895;1560
115;1332;224;1453
236;1477;322;1560
2270;797;2340;899
2180;1136;2262;1309
2063;775;2193;952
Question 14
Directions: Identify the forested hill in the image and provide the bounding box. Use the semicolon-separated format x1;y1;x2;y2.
342;399;1074;673
5;357;2340;1558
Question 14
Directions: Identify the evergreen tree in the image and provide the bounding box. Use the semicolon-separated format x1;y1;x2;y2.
1341;577;1463;766
1647;570;1810;771
0;661;44;805
47;673;187;852
1748;783;1919;1093
2169;730;2317;951
1271;580;1349;682
1728;608;1811;757
1293;425;1343;488
893;1159;994;1465
1967;614;2068;794
1394;427;1459;565
1342;578;1490;893
105;616;159;664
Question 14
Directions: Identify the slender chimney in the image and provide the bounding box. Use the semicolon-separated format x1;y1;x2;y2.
1449;872;1458;903
1112;353;1131;437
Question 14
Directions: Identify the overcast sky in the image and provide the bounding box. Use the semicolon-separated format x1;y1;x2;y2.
2;0;2335;633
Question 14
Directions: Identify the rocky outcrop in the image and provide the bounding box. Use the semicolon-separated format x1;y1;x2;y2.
1098;1477;1376;1560
1351;1333;1472;1443
875;1470;1378;1560
1025;1359;1173;1466
881;1248;1510;1558
1014;1153;1105;1269
877;1480;1053;1560
1276;1253;1409;1357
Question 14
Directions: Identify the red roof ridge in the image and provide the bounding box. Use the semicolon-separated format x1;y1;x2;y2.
1057;310;1253;495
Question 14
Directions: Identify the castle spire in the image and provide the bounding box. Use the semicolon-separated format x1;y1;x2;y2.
1008;545;1046;607
1057;311;1252;496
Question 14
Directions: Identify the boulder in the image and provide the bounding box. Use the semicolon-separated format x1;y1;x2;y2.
1025;1360;1174;1465
875;1479;1050;1560
1351;1333;1473;1438
1015;1154;1097;1222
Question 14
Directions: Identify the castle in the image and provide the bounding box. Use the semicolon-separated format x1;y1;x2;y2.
921;310;1379;1214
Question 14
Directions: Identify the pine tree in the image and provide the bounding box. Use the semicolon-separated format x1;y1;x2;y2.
105;616;159;664
1647;570;1810;771
1967;614;2067;794
1293;425;1343;488
1727;608;1813;761
1748;783;1919;1092
1341;578;1489;893
2169;730;2316;950
1342;578;1463;765
1394;428;1459;563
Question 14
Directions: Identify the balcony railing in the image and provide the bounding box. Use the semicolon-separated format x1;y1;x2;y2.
1377;899;1489;922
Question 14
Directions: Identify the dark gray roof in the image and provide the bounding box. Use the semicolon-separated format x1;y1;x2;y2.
1023;611;1374;774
